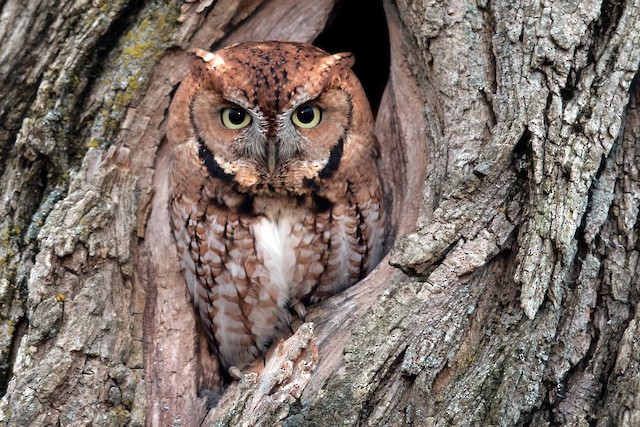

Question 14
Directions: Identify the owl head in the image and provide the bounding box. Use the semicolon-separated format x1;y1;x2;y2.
170;41;375;198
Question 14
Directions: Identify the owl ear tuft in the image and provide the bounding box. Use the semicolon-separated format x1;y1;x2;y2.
188;48;225;77
321;52;355;72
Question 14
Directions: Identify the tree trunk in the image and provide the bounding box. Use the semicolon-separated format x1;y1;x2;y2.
1;0;639;426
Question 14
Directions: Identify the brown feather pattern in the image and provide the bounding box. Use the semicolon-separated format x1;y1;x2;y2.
168;42;385;373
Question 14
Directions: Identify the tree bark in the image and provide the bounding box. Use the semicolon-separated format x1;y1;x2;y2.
1;0;639;426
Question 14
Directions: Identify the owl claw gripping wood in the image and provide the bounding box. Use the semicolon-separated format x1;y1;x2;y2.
168;41;385;380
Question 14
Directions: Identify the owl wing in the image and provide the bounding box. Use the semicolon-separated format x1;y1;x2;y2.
306;173;386;302
170;192;220;351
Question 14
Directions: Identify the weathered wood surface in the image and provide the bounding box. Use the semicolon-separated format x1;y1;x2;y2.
0;0;639;426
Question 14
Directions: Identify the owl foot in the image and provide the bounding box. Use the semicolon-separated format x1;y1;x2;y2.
228;366;243;380
286;318;295;333
290;299;306;322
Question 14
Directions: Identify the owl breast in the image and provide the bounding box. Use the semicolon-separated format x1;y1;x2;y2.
171;189;384;370
167;41;386;376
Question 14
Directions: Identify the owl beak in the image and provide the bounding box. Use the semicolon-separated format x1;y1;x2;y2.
267;139;277;174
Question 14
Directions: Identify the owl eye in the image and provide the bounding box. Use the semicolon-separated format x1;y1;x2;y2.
221;107;251;129
292;105;322;128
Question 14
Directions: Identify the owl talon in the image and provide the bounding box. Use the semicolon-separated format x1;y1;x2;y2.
291;300;306;322
228;366;243;380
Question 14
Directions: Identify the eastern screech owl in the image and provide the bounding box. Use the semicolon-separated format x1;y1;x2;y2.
168;41;385;379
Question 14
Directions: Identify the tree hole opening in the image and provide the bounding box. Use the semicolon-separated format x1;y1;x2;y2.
314;0;390;115
316;0;397;259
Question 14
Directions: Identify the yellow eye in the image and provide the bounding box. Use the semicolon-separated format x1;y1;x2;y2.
292;105;322;128
221;107;251;129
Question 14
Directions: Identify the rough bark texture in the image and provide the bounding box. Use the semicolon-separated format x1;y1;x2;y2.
1;0;639;426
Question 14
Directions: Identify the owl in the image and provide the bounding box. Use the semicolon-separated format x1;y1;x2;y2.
168;41;385;379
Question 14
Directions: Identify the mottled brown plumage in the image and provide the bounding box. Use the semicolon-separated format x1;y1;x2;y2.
168;41;385;377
